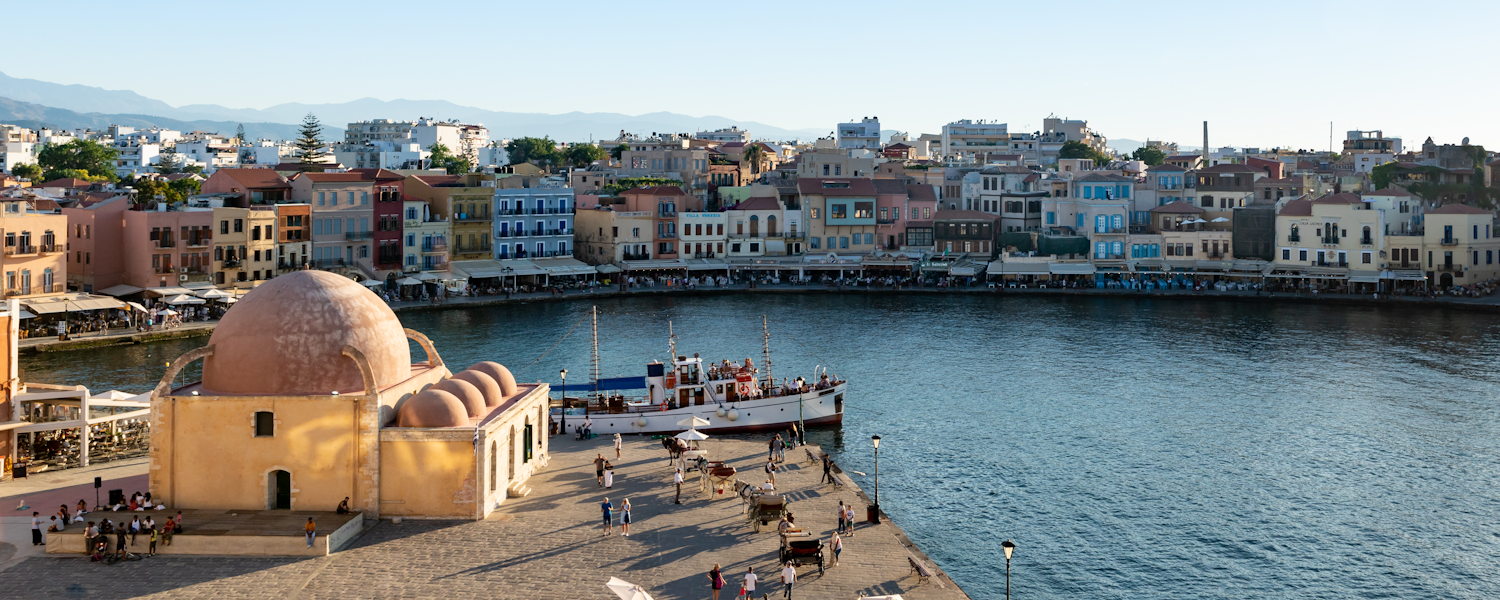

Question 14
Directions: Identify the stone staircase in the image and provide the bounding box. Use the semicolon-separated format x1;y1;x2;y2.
506;481;531;498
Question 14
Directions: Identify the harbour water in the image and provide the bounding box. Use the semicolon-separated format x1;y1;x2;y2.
20;294;1500;598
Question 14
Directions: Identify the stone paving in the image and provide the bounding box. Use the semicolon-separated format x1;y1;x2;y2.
0;434;970;599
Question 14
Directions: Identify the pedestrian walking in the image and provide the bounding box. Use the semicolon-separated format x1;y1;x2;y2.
768;436;777;462
614;433;622;459
114;523;126;558
844;504;856;537
836;500;846;534
304;517;316;548
601;497;613;536
620;498;632;537
743;566;758;598
821;454;833;484
708;563;725;600
31;512;43;546
594;454;606;487
603;461;614;489
674;468;684;504
765;459;778;486
831;530;843;566
781;561;796;598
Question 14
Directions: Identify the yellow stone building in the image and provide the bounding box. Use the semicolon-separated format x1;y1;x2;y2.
149;270;548;520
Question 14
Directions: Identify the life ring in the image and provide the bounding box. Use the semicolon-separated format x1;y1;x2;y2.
659;402;670;411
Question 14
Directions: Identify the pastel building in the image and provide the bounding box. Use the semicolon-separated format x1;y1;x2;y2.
493;187;573;260
149;271;550;526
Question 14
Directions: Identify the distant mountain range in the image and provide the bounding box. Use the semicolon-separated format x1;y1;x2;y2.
0;71;824;143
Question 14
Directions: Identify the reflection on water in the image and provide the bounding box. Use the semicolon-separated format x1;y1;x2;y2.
22;295;1500;599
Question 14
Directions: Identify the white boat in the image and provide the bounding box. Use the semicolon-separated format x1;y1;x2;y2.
553;310;847;436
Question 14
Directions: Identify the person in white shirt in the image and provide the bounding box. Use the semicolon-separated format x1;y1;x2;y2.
743;567;757;596
762;479;776;492
781;562;797;598
674;468;685;504
31;512;43;546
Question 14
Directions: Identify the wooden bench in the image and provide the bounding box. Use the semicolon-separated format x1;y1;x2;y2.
908;555;933;584
804;447;819;464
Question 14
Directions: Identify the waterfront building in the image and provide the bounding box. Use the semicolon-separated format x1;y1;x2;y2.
493;187;573;260
617;136;710;197
402;200;450;273
1273;193;1384;287
800;178;878;254
121;201;215;289
575;204;654;264
1421;204;1499;287
1361;186;1423;235
1150;201;1233;263
290;172;376;277
619;186;696;260
350;169;407;277
0;197;68;297
725;196;802;257
62;193;130;293
1041;174;1132;264
1194;164;1261;212
932;209;998;257
404;173;494;262
149;270;550;519
797;149;875;179
210;206;277;286
679;211;726;258
273;203;311;275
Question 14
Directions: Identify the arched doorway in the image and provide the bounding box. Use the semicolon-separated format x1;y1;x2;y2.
1441;273;1454;288
268;470;291;509
749;215;760;237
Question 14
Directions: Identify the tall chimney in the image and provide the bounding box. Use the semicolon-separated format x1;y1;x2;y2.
1202;121;1209;166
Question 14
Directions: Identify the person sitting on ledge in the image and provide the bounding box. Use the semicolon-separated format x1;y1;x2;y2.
336;497;351;515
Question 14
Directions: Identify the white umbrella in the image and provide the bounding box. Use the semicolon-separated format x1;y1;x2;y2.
415;272;441;281
165;294;205;305
397;277;424;286
222;297;237;304
675;429;710;441
605;577;654;600
1210;217;1230;222
194;288;234;299
361;279;385;288
159;308;179;316
677;416;710;428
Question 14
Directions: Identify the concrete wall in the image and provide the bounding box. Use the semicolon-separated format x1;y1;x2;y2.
379;434;476;518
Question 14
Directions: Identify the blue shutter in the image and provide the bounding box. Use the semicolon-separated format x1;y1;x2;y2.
1112;241;1123;256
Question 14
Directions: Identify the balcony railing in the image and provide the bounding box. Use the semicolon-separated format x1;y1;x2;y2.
39;243;63;254
692;252;718;258
155;241;176;249
454;243;492;254
312;258;346;268
345;231;373;241
877;218;896;224
5;244;36;256
1360;237;1373;245
1441;238;1458;246
622;252;650;261
1287;234;1300;243
421;243;448;253
221;258;241;268
185;238;211;248
1321;237;1340;245
154;267;177;274
454;213;492;222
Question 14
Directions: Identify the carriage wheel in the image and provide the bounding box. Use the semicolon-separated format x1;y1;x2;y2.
753;517;761;532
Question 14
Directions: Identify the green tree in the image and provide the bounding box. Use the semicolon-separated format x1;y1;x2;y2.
1059;140;1111;165
565;143;607;167
235;124;246;145
1370;161;1400;190
156;146;181;174
37;139;118;181
294;113;329;169
504;136;559;166
609;143;629;161
168;176;201;199
1130;146;1166;166
10;163;42;181
426;142;471;175
743;143;766;174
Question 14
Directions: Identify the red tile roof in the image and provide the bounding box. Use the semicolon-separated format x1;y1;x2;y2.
293;172;369;182
1428;204;1492;215
214;168;291;188
1199;163;1259;173
906;184;938;201
796;179;878;196
350;168;406;181
1312;193;1364;205
37;178;92;188
1278;197;1313;216
1363;186;1413;197
410;174;460;186
872;179;909;195
733;196;780;211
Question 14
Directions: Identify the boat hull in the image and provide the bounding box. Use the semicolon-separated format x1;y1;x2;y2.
560;383;846;436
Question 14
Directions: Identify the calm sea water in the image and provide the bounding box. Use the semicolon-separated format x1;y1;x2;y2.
21;295;1500;599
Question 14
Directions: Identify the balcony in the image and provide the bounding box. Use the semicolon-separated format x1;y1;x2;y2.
454;243;491;254
185;238;211;248
39;243;63;254
5;244;36;256
454;213;491;222
1320;237;1339;245
877;218;896;225
345;231;373;241
1441;238;1458;246
658;232;678;239
221;258;241;269
1360;237;1373;246
155;241;176;249
692;252;718;259
658;210;677;218
277;260;300;270
421;243;448;253
1287;234;1300;243
312;258;346;268
622;253;650;261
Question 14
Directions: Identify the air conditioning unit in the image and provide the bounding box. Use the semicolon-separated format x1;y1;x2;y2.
178;275;188;282
180;267;189;273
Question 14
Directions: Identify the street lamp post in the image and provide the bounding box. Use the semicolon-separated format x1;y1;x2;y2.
1001;539;1016;600
871;434;881;524
559;369;568;435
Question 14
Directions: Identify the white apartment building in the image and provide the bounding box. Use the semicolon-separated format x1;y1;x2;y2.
402;200;450;273
493;187;574;260
176;134;240;170
679;211;727;258
696;127;749;143
240;139;296;166
333;140;428;170
942;120;1009;162
837;117;880;149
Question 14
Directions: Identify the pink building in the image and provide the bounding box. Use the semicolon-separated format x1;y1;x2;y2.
121;207;215;289
62;195;129;293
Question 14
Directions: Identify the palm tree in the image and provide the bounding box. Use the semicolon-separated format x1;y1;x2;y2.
743;143;765;174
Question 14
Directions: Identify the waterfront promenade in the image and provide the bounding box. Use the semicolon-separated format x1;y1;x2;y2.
0;434;968;599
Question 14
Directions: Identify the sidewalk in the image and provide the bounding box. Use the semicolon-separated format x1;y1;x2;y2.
0;457;149;574
17;321;216;353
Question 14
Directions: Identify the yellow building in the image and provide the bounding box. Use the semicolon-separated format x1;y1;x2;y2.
404;173;494;262
1421;204;1500;287
211;206;278;287
150;270;549;519
0;197;68;297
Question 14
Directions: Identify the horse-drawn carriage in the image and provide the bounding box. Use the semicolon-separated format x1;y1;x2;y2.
740;484;789;532
779;531;825;574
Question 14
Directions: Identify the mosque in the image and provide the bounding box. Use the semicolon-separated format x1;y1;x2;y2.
148;270;549;520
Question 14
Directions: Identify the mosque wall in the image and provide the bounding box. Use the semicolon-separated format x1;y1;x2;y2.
378;432;476;518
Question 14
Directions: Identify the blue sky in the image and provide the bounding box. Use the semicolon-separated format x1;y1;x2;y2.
9;0;1497;150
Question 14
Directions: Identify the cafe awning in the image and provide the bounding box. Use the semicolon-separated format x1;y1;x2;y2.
165;294;206;305
622;259;687;270
950;262;987;276
596;264;623;274
1389;270;1426;281
97;284;143;297
145;286;194;297
25;297;125;314
532;257;598;276
1348;271;1382;283
685;259;728;271
989;261;1050;275
1049;263;1096;275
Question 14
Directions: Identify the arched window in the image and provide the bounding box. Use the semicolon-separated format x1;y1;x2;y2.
1290;223;1299;241
767;215;777;236
749;215;759;236
1362;225;1372;244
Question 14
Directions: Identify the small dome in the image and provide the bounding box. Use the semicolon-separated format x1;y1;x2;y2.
430;378;485;418
201;270;411;395
451;370;503;407
470;361;517;397
396;389;468;427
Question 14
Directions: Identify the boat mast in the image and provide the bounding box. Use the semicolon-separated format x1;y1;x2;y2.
590;306;599;404
668;321;677;362
762;315;773;387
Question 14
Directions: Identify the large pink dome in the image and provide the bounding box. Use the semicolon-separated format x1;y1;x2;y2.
200;270;412;395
